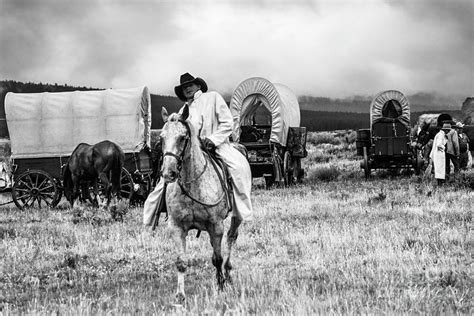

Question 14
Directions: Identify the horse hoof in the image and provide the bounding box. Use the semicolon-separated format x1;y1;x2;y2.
225;272;233;285
175;292;186;306
217;276;225;290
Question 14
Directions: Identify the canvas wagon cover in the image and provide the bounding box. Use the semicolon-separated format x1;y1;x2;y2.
5;87;151;159
229;77;300;146
370;90;410;128
461;97;474;124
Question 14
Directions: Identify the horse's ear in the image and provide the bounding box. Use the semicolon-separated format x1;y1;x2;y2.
161;107;169;123
181;104;189;121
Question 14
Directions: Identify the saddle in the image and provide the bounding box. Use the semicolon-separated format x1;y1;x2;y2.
151;142;243;231
201;144;234;214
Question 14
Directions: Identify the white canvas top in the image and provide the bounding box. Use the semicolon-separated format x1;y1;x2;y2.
461;97;474;124
229;77;300;146
5;87;151;159
370;90;410;127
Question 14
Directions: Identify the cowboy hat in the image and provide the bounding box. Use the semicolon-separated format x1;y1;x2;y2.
453;121;464;129
441;123;452;130
174;73;208;101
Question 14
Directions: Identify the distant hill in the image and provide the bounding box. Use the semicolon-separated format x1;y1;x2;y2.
0;80;101;137
300;110;463;131
299;92;466;113
0;80;466;136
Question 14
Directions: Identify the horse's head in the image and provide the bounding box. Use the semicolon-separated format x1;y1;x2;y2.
160;105;191;183
416;123;431;148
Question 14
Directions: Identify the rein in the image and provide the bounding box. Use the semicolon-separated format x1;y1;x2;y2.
164;120;227;208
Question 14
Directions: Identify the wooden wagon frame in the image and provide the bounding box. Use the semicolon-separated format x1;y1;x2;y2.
4;87;157;209
356;90;422;179
229;77;307;187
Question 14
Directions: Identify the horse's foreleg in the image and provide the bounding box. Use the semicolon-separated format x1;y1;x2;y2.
224;216;242;284
98;172;111;208
209;221;225;290
170;224;187;305
91;179;100;207
70;176;80;207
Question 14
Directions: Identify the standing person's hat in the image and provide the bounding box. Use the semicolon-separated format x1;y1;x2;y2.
454;122;464;129
441;123;452;131
174;73;208;101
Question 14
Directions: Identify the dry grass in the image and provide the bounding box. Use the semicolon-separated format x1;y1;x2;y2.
0;131;472;314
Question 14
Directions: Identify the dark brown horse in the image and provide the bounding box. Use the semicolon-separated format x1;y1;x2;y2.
63;140;124;208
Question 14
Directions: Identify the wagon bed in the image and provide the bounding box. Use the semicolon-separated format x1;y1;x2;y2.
230;77;306;187
4;87;154;209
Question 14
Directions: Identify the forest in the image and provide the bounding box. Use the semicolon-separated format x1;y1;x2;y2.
0;80;464;135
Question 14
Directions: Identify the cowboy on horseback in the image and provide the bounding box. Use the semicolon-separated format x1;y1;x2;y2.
143;73;253;227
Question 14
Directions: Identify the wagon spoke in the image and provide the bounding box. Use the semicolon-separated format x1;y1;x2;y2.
16;193;31;201
39;194;53;206
37;197;42;208
27;174;35;187
18;179;33;190
15;188;30;193
23;196;34;207
40;192;55;197
38;184;55;192
37;177;48;190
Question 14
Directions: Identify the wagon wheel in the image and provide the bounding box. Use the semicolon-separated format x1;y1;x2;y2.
363;146;371;180
295;158;303;183
94;167;134;203
283;151;294;186
272;152;284;187
413;148;422;175
264;175;275;189
12;170;60;209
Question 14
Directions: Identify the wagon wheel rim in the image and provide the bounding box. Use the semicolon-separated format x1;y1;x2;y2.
12;170;59;210
119;168;134;200
283;151;293;186
294;158;303;183
363;146;370;180
95;167;134;202
272;151;284;187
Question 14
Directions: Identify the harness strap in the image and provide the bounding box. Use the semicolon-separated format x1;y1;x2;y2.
178;179;226;207
200;145;232;212
163;152;182;161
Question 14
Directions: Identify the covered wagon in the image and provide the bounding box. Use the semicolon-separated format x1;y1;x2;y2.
229;77;307;187
4;86;155;209
356;90;421;178
461;97;474;153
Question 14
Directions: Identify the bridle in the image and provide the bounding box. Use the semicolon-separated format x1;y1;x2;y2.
162;119;191;173
161;119;227;208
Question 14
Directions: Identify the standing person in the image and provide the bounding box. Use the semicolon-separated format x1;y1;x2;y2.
445;122;460;179
143;73;253;227
430;123;449;186
455;122;470;169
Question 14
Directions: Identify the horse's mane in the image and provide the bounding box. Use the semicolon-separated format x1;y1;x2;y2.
168;113;199;144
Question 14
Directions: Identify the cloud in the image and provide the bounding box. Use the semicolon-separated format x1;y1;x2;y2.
1;0;472;97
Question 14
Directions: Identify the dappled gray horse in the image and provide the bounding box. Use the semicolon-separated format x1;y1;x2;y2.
160;105;240;304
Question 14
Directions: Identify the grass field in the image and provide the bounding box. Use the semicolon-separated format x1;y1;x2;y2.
1;132;472;314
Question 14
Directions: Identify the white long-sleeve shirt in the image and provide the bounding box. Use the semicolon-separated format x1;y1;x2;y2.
181;90;233;147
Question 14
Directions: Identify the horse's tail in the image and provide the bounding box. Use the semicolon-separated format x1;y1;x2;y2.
62;162;74;204
110;143;124;198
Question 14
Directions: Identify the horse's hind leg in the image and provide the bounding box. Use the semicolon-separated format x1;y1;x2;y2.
209;221;225;289
98;172;111;208
110;166;122;202
224;216;242;284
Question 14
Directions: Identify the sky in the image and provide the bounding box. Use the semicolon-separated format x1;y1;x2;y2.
0;0;472;98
